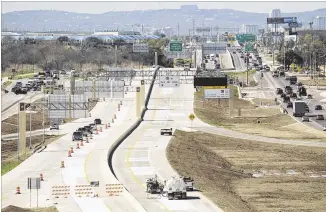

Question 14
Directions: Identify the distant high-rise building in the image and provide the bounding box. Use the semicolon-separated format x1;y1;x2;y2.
242;24;258;34
269;9;281;18
313;16;326;30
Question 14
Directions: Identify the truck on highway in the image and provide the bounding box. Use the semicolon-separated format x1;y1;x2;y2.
163;176;187;200
293;101;306;117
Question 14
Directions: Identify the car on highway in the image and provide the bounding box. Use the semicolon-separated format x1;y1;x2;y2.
290;93;297;98
307;94;313;99
315;105;323;110
283;96;290;103
302;116;310;122
304;105;310;112
240;55;244;58
280;93;286;98
60;70;66;75
272;71;279;77
276;88;283;95
77;127;89;136
14;88;27;95
72;131;83;141
287;102;293;108
232;51;236;54
94;118;102;125
285;76;290;80
84;126;93;134
50;123;59;130
265;66;270;71
316;114;325;120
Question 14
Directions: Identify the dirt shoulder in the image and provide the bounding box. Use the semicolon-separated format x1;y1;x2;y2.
1;101;97;135
2;205;58;212
194;87;326;141
166;130;326;212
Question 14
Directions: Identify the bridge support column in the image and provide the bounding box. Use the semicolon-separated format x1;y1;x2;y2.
136;87;141;118
140;80;145;110
18;102;26;158
155;52;158;66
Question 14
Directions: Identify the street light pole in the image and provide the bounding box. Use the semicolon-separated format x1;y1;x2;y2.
29;95;32;149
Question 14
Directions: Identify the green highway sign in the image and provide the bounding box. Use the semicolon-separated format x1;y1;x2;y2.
236;34;256;43
169;41;183;52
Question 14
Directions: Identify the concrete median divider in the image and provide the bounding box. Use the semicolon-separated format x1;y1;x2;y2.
107;66;160;178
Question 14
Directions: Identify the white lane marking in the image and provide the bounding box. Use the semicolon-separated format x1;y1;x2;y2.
130;167;155;175
159;199;191;211
127;158;150;162
169;112;185;117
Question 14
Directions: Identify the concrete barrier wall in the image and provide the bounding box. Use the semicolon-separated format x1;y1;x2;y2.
107;66;160;178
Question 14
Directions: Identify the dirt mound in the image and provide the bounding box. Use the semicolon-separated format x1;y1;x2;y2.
2;205;58;212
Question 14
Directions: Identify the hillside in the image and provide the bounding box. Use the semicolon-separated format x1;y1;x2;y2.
2;8;326;33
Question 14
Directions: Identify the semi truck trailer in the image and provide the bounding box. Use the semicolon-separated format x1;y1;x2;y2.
293;101;306;117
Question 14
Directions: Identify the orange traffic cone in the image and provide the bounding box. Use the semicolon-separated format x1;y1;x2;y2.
76;143;80;149
40;173;44;181
68;150;72;157
16;186;21;194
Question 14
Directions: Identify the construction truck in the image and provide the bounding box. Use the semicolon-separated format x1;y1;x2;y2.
146;175;164;195
163;176;187;200
182;177;194;191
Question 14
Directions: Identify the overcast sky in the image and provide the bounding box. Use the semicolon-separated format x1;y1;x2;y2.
2;1;326;14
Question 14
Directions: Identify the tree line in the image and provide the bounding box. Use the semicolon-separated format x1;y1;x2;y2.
1;36;173;73
275;32;326;70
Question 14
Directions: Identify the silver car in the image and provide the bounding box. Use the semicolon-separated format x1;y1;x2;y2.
302;116;309;122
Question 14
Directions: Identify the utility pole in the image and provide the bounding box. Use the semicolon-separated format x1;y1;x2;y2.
246;56;249;85
114;45;117;67
177;22;179;38
192;18;196;37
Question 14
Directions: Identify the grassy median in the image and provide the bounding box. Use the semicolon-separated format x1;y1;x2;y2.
166;130;326;212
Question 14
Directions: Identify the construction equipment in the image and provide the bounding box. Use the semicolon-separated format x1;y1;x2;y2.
160;128;173;136
182;176;194;191
146;175;164;195
163;176;187;200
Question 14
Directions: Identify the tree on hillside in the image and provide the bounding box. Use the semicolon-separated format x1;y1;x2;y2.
57;36;69;44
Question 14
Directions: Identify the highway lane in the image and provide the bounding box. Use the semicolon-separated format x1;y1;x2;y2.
1;79;29;111
1;99;126;211
264;72;326;130
112;83;224;212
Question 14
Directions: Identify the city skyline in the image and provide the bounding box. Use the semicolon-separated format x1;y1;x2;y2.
2;1;326;14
